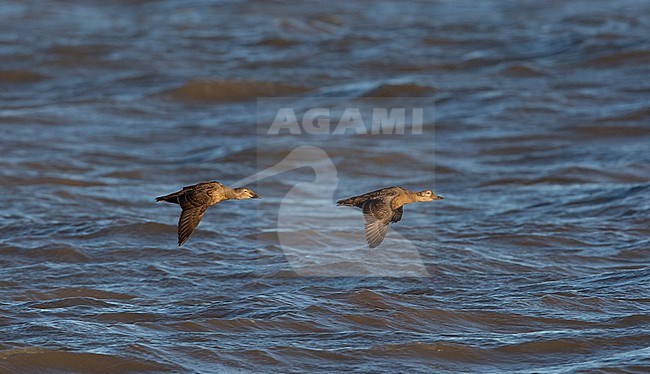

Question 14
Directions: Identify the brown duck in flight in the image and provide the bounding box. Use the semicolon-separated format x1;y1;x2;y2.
156;181;260;246
337;186;443;248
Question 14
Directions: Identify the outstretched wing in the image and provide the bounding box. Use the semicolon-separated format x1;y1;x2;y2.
390;206;403;223
362;199;392;248
178;205;208;246
176;185;216;246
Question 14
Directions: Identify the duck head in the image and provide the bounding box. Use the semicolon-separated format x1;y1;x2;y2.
234;187;260;199
415;189;444;202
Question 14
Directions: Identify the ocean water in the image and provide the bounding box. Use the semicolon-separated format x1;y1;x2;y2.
1;0;649;372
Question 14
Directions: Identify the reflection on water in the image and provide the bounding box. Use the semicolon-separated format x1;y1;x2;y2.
1;0;649;372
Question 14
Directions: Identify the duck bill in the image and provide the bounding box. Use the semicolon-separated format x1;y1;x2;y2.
434;195;444;200
252;193;261;199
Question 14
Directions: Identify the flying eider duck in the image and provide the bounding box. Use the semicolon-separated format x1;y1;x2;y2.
156;181;260;246
337;186;443;248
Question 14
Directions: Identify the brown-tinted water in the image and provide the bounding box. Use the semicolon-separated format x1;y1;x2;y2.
1;0;649;372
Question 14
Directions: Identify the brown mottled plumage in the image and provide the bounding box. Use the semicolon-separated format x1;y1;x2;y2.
337;186;443;248
156;181;260;246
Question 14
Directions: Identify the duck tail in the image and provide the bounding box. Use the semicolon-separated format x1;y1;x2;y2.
155;192;180;204
336;197;355;206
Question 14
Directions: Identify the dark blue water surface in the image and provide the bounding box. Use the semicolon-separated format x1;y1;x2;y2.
1;0;649;372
